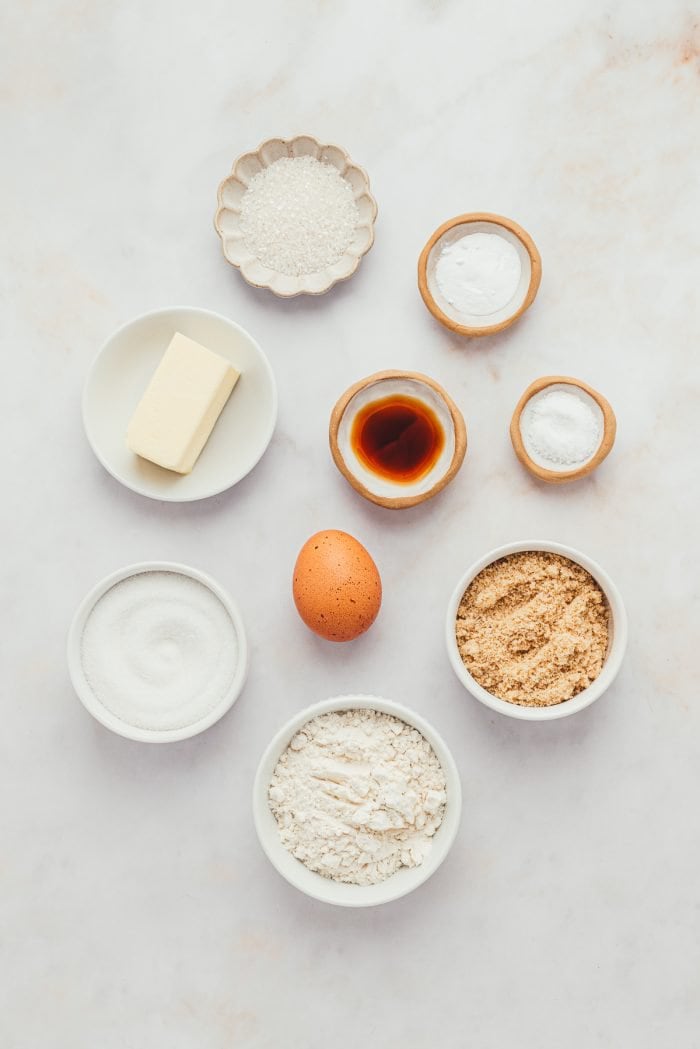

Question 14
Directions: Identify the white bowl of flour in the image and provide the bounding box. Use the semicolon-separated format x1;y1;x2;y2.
67;562;248;742
253;695;462;907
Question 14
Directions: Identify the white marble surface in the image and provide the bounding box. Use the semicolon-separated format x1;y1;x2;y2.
3;1;700;1045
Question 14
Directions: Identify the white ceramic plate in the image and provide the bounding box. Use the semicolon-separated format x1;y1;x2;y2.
83;306;277;501
67;561;248;743
253;694;462;907
446;540;628;721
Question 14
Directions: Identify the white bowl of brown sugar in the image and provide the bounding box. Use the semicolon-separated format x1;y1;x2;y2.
446;541;627;720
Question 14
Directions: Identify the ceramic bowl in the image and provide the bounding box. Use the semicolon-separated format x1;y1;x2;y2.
215;135;377;297
253;695;462;907
510;376;616;483
83;306;277;502
67;562;248;743
329;370;467;509
445;541;627;721
418;213;542;336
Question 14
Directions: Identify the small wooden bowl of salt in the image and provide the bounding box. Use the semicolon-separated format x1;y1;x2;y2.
418;213;542;336
510;376;616;484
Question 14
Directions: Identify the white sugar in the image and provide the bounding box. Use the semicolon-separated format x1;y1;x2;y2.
80;571;238;731
239;155;359;276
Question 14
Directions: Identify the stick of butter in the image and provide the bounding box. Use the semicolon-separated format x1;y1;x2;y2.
127;332;240;474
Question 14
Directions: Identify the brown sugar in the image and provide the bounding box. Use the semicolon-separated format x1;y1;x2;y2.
455;551;609;707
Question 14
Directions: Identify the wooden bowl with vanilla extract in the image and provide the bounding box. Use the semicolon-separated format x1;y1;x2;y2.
329;370;467;509
510;376;616;484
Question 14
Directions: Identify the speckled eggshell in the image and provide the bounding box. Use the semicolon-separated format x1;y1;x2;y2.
292;530;382;642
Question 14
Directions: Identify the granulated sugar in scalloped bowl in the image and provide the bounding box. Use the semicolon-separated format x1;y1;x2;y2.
215;136;377;296
239;155;359;277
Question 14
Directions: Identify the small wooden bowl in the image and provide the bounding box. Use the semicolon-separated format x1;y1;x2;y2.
418;213;542;336
329;370;467;509
510;376;616;484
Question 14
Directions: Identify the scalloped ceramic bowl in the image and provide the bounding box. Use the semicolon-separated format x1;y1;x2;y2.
215;135;377;297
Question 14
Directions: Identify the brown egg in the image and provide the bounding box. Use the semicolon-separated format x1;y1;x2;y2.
292;530;382;642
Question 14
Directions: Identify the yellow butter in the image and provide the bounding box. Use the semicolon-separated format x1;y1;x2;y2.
127;332;240;474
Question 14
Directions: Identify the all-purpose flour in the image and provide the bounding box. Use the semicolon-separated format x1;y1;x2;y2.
81;571;238;731
268;709;447;886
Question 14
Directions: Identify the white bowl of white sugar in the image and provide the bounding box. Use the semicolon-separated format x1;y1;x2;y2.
67;562;248;742
253;695;462;907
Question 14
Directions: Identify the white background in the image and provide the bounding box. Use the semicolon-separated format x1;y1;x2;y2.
2;1;699;1045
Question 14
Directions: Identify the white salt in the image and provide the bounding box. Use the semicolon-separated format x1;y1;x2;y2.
80;571;238;731
238;155;359;276
521;388;602;467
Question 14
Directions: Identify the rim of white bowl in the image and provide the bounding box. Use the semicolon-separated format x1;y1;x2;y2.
82;306;278;502
445;540;627;721
253;694;462;907
67;561;249;742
